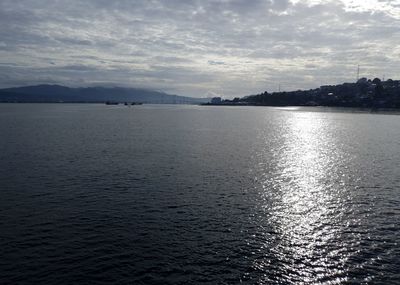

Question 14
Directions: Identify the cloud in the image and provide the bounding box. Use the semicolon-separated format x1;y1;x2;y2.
0;0;399;97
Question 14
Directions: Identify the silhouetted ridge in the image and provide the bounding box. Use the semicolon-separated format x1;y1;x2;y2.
0;84;210;104
239;78;400;108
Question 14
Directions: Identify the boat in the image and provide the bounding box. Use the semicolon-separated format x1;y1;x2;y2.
105;101;119;105
124;102;143;106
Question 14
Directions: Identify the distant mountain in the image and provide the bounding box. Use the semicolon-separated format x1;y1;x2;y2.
0;84;210;104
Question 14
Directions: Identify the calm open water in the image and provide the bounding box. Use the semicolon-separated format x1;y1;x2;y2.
0;104;399;284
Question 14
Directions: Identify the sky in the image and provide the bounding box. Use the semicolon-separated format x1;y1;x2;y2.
0;0;400;98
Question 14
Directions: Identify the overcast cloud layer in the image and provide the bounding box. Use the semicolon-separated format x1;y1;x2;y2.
0;0;399;97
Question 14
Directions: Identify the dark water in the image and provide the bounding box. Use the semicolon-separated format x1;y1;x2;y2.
1;104;399;284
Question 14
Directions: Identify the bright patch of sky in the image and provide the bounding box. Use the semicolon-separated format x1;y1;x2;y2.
292;0;400;17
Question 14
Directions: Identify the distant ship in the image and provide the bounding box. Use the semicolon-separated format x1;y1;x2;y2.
105;101;143;106
105;101;119;105
124;102;143;106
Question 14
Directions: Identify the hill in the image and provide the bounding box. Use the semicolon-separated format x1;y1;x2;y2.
241;78;400;108
0;85;210;104
206;78;400;108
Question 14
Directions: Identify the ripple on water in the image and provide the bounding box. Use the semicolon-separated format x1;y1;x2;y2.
0;104;400;284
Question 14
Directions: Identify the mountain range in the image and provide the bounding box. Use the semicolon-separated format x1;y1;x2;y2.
0;85;210;104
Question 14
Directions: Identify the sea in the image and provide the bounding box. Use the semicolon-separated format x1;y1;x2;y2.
0;103;399;284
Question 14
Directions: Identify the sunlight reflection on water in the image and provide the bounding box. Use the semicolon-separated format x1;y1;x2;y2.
252;111;365;284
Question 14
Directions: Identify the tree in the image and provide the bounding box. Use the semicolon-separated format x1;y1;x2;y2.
357;77;368;84
372;78;382;85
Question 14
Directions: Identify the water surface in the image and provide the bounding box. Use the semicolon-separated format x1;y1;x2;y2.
1;104;399;284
